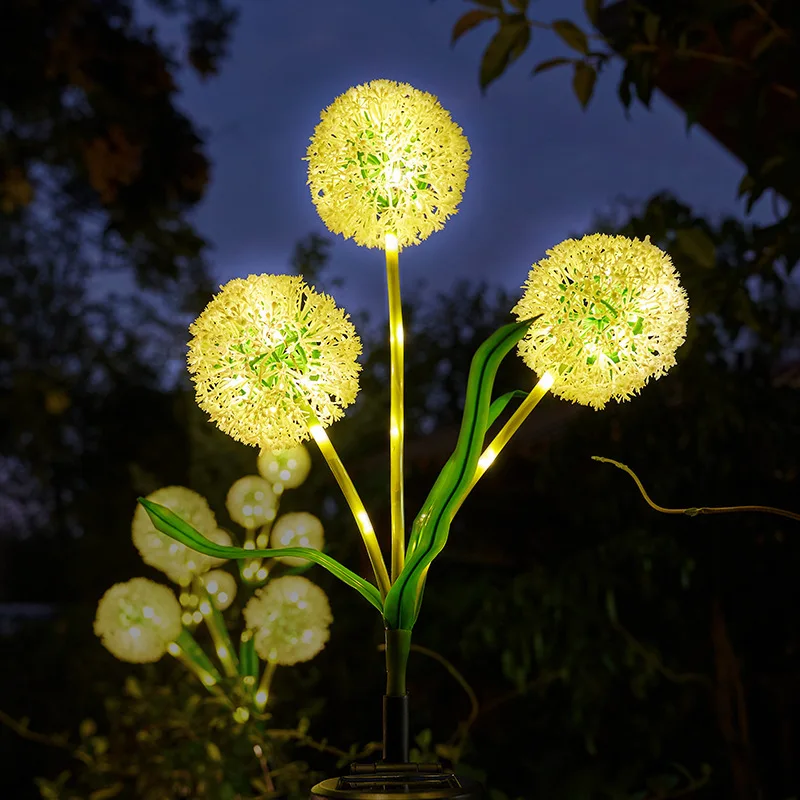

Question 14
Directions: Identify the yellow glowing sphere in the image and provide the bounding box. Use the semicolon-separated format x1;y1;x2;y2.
187;274;362;451
306;79;471;249
94;578;182;663
513;234;689;409
225;475;277;529
257;444;312;489
201;569;238;611
243;576;332;666
270;512;324;567
132;487;228;584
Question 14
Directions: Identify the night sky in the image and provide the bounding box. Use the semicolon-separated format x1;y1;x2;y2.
165;0;773;315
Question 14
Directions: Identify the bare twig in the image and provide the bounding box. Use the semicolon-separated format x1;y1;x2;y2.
0;709;70;750
592;456;800;522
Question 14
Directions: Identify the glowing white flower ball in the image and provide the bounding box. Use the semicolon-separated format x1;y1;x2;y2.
226;475;277;529
132;487;228;585
257;444;312;490
270;512;325;567
94;578;181;663
201;569;238;611
243;576;332;666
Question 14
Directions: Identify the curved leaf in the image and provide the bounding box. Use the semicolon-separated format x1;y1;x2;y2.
138;498;384;613
385;319;534;630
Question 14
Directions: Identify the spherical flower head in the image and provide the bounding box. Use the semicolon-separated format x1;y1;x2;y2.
513;234;689;409
226;475;277;529
201;569;238;611
243;576;332;666
94;578;181;663
257;444;312;489
132;487;228;585
306;79;471;249
188;274;362;451
270;512;325;567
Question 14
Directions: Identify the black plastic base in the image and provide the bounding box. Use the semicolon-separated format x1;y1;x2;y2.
310;763;482;799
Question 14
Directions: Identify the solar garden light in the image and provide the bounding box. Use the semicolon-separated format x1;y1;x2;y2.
137;80;690;798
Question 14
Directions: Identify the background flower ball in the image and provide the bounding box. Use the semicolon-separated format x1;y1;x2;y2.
243;576;332;666
132;487;224;585
94;578;181;663
200;569;237;611
270;512;325;567
226;475;277;528
306;79;471;249
257;444;312;489
513;234;689;409
188;274;362;451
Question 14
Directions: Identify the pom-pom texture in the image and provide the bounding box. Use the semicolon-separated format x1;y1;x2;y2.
513;234;689;409
201;569;238;611
243;576;332;665
94;578;181;663
306;79;471;249
132;487;228;585
188;275;362;450
257;444;312;489
226;475;277;528
270;512;325;567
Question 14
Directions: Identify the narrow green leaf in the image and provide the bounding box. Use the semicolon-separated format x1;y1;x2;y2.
138;498;384;613
451;9;496;45
572;61;597;108
643;13;659;44
552;19;589;55
532;56;573;76
583;0;602;25
480;18;530;90
675;228;716;269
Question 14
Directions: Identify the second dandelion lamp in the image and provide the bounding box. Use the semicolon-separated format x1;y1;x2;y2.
138;78;689;798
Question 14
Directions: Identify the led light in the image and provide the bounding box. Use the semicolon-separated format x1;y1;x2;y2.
201;673;217;687
166;642;181;656
192;611;203;624
233;707;250;723
199;601;211;615
216;646;229;659
255;690;267;707
256;568;268;580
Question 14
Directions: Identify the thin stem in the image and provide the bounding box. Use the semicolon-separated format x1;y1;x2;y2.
255;660;278;711
196;584;239;678
385;232;406;582
592;456;800;523
307;413;391;598
468;372;555;493
168;629;225;697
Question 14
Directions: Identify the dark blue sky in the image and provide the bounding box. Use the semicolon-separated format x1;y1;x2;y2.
169;0;773;316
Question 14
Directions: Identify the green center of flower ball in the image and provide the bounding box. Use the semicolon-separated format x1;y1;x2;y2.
558;280;648;371
342;114;431;211
221;324;324;396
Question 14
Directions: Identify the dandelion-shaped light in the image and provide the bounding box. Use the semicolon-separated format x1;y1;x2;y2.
187;274;362;451
306;79;471;250
94;578;182;663
132;487;230;585
257;444;312;490
243;576;332;666
226;475;277;529
270;512;325;567
513;234;689;409
201;569;238;611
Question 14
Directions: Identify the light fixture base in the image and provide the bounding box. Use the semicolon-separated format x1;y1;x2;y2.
310;762;482;800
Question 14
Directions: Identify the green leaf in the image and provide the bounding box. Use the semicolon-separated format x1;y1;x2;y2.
675;227;716;269
480;18;530;90
508;0;529;9
643;13;659;44
552;19;589;55
532;57;573;75
737;173;755;198
385;318;537;630
451;9;496;45
572;61;597;108
583;0;602;25
138;498;384;613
